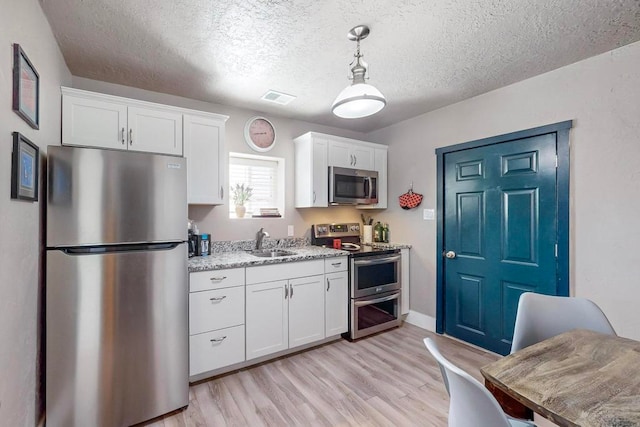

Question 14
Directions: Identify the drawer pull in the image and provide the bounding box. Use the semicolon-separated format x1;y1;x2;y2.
331;262;341;267
209;296;227;302
210;276;227;282
210;336;227;344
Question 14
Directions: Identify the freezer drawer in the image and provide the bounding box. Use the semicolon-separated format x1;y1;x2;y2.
46;244;188;427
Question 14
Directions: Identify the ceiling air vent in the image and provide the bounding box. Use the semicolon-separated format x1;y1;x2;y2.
261;90;296;105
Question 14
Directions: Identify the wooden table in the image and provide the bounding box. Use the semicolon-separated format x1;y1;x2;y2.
481;329;640;427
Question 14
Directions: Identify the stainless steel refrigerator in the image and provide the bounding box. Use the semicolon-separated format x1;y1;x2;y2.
46;146;188;427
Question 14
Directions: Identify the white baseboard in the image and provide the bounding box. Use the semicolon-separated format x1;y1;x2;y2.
405;310;436;331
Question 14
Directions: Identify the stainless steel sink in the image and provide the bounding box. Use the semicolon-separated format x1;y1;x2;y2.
248;249;296;258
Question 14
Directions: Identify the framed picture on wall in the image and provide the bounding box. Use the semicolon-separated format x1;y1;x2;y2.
12;44;40;129
11;132;39;202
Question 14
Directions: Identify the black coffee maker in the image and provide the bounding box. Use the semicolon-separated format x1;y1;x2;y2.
188;220;211;257
188;220;197;258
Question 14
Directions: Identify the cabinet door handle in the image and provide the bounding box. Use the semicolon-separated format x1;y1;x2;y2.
129;128;133;145
313;191;316;203
331;262;341;267
209;296;227;302
354;155;357;166
284;283;288;299
220;186;224;199
210;276;227;282
121;127;125;145
289;283;293;298
210;336;227;344
350;154;354;166
327;278;330;291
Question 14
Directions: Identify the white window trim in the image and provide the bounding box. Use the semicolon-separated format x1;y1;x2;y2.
228;152;285;219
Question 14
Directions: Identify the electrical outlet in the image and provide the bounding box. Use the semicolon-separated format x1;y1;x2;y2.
423;209;435;220
287;225;294;236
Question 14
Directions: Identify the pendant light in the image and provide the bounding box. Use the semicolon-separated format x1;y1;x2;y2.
332;25;386;119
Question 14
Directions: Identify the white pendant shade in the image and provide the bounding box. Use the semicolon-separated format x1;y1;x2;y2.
332;83;386;119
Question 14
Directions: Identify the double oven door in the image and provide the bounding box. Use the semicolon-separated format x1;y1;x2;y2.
349;252;402;340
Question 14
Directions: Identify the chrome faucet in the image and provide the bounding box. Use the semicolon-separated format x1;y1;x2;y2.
256;227;270;250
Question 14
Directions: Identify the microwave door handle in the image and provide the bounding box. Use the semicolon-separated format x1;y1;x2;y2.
353;254;401;266
354;292;400;307
364;177;370;200
367;177;374;199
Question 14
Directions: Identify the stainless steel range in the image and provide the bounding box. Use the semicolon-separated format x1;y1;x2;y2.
311;223;402;340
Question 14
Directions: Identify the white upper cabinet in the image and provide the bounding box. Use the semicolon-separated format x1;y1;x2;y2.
127;106;182;156
357;147;388;210
328;140;374;170
62;87;229;204
62;93;128;150
294;132;388;209
184;114;228;205
294;133;328;208
62;87;183;156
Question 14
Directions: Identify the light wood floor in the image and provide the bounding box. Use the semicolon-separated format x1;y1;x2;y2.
145;323;499;427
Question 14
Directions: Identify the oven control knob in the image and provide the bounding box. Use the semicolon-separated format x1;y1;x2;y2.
445;251;456;259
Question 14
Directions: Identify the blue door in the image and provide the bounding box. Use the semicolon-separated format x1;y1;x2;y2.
442;132;562;355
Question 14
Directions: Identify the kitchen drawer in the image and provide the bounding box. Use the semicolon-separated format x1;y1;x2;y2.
189;286;244;335
246;260;324;284
189;324;245;376
325;256;348;273
190;267;245;292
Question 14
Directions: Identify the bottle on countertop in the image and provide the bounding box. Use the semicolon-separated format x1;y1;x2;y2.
199;233;211;256
382;223;389;243
374;221;382;242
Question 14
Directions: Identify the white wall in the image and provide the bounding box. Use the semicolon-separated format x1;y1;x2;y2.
0;1;71;425
367;41;640;340
72;77;373;241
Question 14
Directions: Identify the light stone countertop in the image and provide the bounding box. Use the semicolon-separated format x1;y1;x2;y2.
188;245;349;272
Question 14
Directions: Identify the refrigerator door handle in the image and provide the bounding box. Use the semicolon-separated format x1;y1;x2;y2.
59;241;183;255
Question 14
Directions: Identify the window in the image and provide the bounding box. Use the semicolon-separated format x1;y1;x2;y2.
229;152;285;219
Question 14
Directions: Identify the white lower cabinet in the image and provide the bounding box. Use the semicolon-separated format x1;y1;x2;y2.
189;325;245;376
246;279;289;359
288;275;325;348
401;248;411;315
324;256;348;336
190;257;350;378
188;267;246;379
245;260;325;361
246;274;325;360
325;271;348;336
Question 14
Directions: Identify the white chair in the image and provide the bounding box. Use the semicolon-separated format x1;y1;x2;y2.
510;292;616;354
423;337;535;427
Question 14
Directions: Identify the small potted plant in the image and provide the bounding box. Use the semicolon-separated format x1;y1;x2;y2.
231;183;253;218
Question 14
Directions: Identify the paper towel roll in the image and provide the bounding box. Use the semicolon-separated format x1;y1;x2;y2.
362;225;373;244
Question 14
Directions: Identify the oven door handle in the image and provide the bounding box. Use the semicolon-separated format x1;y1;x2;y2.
354;292;400;307
353;254;401;266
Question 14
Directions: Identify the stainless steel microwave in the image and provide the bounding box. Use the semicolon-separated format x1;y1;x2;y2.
329;166;378;205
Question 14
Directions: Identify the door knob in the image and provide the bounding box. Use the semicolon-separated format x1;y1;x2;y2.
445;251;456;259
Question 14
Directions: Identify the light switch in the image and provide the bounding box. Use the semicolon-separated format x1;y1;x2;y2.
288;225;294;236
423;209;435;220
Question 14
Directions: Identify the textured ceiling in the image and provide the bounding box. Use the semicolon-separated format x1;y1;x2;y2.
41;0;640;133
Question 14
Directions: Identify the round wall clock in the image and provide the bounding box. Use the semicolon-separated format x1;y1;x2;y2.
244;116;276;152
